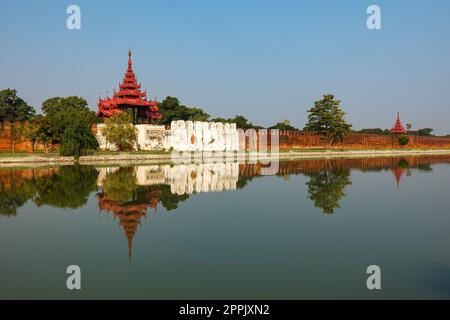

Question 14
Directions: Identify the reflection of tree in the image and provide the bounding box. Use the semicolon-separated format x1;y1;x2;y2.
305;168;352;214
99;167;190;211
33;166;99;209
97;168;190;260
0;178;35;216
0;166;99;215
396;159;409;169
158;185;189;211
417;164;433;172
236;176;254;190
102;167;138;203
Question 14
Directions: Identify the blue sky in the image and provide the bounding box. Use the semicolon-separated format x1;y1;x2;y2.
1;0;450;133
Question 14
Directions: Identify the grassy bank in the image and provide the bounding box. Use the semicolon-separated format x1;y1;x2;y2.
1;148;450;168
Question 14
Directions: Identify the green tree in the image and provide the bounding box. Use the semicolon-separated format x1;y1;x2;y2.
23;115;54;153
304;94;352;144
0;89;35;123
35;116;54;153
41;96;98;156
212;115;262;129
101;111;138;151
0;89;35;152
157;184;190;211
59;110;99;157
157;96;210;125
398;134;409;146
183;107;210;122
305;168;352;214
9;122;26;153
269;119;298;130
42;96;91;116
42;96;98;142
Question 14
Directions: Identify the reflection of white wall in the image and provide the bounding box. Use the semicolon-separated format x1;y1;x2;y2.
97;166;120;186
96;163;239;195
163;162;239;195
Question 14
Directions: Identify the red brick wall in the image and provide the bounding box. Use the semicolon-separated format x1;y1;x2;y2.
240;129;450;150
0;121;57;153
2;122;450;153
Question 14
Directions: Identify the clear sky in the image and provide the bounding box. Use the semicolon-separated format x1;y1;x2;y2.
1;0;449;134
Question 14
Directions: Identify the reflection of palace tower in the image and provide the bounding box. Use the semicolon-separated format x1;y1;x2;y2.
96;163;239;259
391;167;406;189
97;192;160;261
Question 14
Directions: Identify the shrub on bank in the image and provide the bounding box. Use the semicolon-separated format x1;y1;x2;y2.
398;134;410;146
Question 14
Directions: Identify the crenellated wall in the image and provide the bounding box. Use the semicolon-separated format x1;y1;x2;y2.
239;129;450;150
167;120;240;151
3;121;450;153
94;120;240;151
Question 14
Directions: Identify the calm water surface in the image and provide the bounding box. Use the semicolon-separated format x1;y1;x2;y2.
1;156;450;299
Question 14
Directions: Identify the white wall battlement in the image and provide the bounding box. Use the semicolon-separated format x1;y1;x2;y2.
95;120;240;151
167;120;239;151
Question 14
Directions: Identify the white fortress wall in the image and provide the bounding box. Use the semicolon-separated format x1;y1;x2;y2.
166;120;240;152
95;120;240;151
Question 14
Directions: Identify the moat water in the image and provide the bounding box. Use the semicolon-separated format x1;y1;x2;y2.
1;156;450;299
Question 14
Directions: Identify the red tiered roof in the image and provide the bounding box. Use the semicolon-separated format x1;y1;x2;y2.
97;50;162;122
390;112;407;134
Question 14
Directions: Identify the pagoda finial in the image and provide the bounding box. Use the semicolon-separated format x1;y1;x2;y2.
128;236;133;262
128;50;132;70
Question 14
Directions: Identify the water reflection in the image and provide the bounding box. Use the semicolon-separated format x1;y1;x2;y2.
305;168;352;214
96;167;190;259
0;166;98;216
1;155;448;258
1;156;446;217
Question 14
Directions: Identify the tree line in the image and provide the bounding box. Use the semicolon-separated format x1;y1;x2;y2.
0;88;442;156
0;89;99;156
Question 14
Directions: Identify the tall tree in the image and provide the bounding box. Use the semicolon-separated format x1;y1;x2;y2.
42;96;98;142
0;89;35;123
59;109;99;157
41;96;98;156
212;115;262;129
157;96;210;125
304;94;352;144
269;119;298;130
23;115;53;153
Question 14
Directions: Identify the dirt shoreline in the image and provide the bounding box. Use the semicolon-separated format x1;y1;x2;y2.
1;149;450;168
